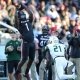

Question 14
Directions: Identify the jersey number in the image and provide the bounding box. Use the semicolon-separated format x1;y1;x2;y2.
53;46;62;52
40;41;47;47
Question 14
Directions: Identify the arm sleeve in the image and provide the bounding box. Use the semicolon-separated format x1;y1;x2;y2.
5;42;10;54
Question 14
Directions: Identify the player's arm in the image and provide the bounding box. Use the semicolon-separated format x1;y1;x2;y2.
34;38;39;63
43;46;52;69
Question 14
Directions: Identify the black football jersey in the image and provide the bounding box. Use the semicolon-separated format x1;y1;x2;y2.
17;10;34;42
37;34;50;48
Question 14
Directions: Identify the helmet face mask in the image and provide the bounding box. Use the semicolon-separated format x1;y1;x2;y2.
42;25;49;34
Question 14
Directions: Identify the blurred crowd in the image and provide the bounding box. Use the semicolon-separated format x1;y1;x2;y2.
0;0;80;35
0;0;80;80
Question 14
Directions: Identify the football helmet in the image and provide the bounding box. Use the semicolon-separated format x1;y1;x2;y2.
42;25;49;33
48;36;59;44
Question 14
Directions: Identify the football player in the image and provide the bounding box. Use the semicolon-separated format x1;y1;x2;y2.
36;25;50;74
45;36;76;80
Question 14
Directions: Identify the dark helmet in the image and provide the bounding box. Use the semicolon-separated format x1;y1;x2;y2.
42;25;49;33
58;30;65;40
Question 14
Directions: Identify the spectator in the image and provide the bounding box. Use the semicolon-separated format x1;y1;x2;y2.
54;17;62;30
58;3;67;20
69;14;77;34
7;0;12;6
61;19;69;31
45;0;54;11
77;9;80;18
64;9;71;26
46;5;59;21
70;3;77;15
38;1;46;17
67;14;80;80
56;0;63;3
7;5;16;26
28;0;40;22
5;32;21;80
0;0;8;20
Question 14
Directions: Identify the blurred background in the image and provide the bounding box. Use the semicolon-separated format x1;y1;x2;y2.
0;0;80;80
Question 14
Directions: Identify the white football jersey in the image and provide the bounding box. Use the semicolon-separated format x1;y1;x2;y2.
47;42;65;60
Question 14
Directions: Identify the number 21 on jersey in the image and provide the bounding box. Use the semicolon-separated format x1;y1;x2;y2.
53;45;62;52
